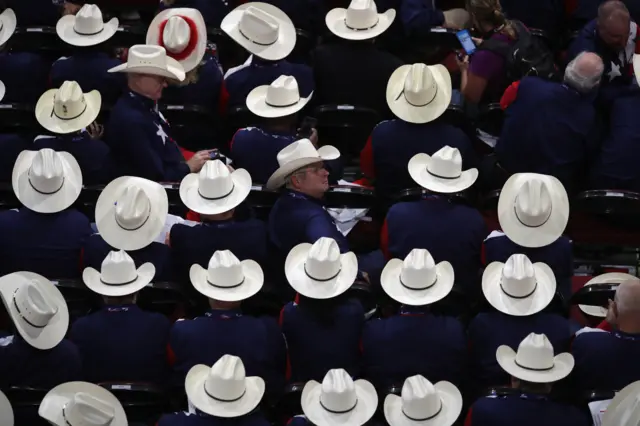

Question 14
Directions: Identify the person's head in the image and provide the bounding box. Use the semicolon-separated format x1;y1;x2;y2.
597;0;631;52
610;278;640;332
127;73;168;101
103;293;138;305
564;51;605;93
209;298;242;310
263;114;299;132
200;209;235;222
510;377;553;394
285;161;330;198
466;0;508;34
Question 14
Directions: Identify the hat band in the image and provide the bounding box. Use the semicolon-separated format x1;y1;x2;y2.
344;17;379;31
115;211;151;232
100;275;139;286
206;276;246;289
73;24;105;36
239;28;277;46
400;275;437;291
203;384;246;402
500;281;538;299
62;404;75;426
198;184;235;201
13;295;48;329
304;263;341;282
397;83;438;108
426;169;462;180
320;399;358;414
514;205;552;228
265;98;301;108
28;174;64;195
514;359;555;372
52;103;88;121
403;402;443;422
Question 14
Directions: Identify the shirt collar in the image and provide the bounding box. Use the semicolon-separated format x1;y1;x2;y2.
285;189;325;206
128;90;157;111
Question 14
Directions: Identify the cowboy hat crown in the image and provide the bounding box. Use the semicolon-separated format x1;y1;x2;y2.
73;4;106;35
53;81;88;122
275;139;321;169
99;250;139;286
428;146;463;179
163;15;191;54
205;355;249;402
206;250;246;289
401;375;443;422
514;178;553;228
401;249;437;290
29;149;67;196
320;369;359;413
345;0;380;30
114;185;152;232
198;160;234;200
239;6;280;46
265;75;301;108
501;254;537;298
403;63;438;108
14;281;59;335
305;237;342;282
64;392;116;426
514;333;557;372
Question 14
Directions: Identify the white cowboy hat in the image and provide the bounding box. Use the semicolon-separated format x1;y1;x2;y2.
496;333;574;383
108;44;186;81
35;81;102;134
221;2;296;61
95;176;169;251
384;375;462;426
0;80;6;103
326;0;395;41
578;272;635;318
179;160;252;215
302;369;378;426
185;355;265;418
246;75;313;118
387;63;452;124
408;146;478;193
603;381;640;426
0;390;13;426
82;250;155;297
266;138;340;190
39;382;127;426
285;237;358;299
56;4;118;47
147;8;207;73
0;9;17;46
190;250;264;302
0;271;69;350
12;148;83;214
634;55;640;84
498;173;569;248
381;249;454;306
482;254;556;317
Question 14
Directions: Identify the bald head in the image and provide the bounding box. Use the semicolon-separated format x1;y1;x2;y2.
614;278;640;316
598;1;631;51
564;52;604;93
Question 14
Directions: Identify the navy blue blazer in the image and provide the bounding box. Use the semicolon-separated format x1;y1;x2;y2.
158;411;271;426
230;128;297;184
5;0;59;26
161;55;224;108
0;134;28;183
0;51;50;103
499;0;565;35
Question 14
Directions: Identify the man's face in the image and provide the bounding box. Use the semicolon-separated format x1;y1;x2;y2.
135;74;168;101
294;162;330;196
599;17;630;52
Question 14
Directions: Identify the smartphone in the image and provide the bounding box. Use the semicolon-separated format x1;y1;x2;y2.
456;29;477;55
297;116;318;139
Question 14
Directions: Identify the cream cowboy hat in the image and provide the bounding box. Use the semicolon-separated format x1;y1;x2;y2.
482;254;556;317
496;333;574;383
0;9;17;46
285;237;358;299
603;381;640;426
381;248;454;306
302;369;378;426
408;146;478;193
0;390;13;426
0;79;5;103
634;55;640;84
246;75;313;118
190;250;264;302
179;160;252;215
12;148;83;214
578;272;636;318
498;173;569;249
326;0;395;41
82;250;156;297
0;271;69;350
56;4;118;47
221;2;296;61
108;44;186;81
39;382;127;426
384;375;462;426
36;81;101;134
147;8;207;73
387;63;452;124
186;355;265;418
95;176;169;251
266;138;340;190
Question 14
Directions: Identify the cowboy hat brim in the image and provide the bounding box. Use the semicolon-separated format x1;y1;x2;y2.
602;380;640;426
246;85;313;118
496;345;574;383
56;15;119;47
95;176;169;251
82;262;156;297
0;390;13;426
39;381;127;426
189;260;264;302
221;2;296;61
12;150;83;214
408;153;478;193
0;272;69;350
579;272;634;318
326;8;396;41
482;261;557;316
0;9;17;46
498;173;569;248
634;55;640;85
265;145;340;190
35;89;102;134
302;379;378;426
0;80;6;103
179;168;252;215
108;56;186;81
381;259;455;306
185;364;265;418
285;242;358;299
384;381;462;426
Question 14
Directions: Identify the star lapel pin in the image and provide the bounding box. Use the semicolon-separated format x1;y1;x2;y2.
156;123;169;145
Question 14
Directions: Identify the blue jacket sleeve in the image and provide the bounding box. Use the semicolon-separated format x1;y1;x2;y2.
305;212;350;253
401;0;445;38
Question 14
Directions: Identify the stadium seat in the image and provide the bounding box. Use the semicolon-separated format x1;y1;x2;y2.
480;189;501;211
476;103;504;137
424;27;461;50
529;28;553;50
345;280;376;314
584;389;617;402
442;104;469;130
391;187;470;205
4;386;50;426
326;185;377;209
272;382;305;424
158;104;221;152
138;281;188;317
8;26;71;58
108;24;146;50
99;382;170;425
573;190;640;229
0;103;39;135
241;282;285;318
53;279;101;320
289;28;316;64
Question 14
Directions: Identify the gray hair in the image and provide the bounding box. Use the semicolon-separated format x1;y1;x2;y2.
614;279;640;316
564;52;605;94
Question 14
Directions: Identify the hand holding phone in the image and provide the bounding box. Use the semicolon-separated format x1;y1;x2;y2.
456;29;477;56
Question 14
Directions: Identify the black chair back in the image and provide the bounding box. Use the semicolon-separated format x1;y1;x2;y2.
476;103;504;137
0;103;39;135
272;382;305;424
5;386;50;426
574;190;640;229
99;382;170;425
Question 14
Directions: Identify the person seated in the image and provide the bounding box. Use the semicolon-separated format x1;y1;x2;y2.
577;272;636;327
0;272;81;388
0;149;91;278
465;333;589;426
572;0;640;30
0;80;27;182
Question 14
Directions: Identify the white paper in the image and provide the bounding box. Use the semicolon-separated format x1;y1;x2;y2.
589;399;612;426
327;207;369;236
154;214;198;244
476;128;499;148
337;180;364;187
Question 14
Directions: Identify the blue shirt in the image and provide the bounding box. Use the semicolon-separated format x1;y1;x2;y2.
230;128;297;184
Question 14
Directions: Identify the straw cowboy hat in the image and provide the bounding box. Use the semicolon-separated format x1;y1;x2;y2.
246;75;313;118
302;369;378;426
387;63;452;124
190;250;264;302
95;176;169;251
108;44;186;81
285;237;358;300
35;81;101;134
482;254;556;316
0;390;13;426
221;2;296;61
0;271;69;350
496;333;574;383
381;248;455;306
384;375;462;426
83;250;155;297
603;380;640;426
39;382;127;426
579;272;636;318
408;146;478;193
180;159;252;215
147;8;207;73
326;0;395;41
0;8;16;46
56;4;118;47
266;138;340;190
186;355;265;418
12;148;83;214
498;173;569;248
